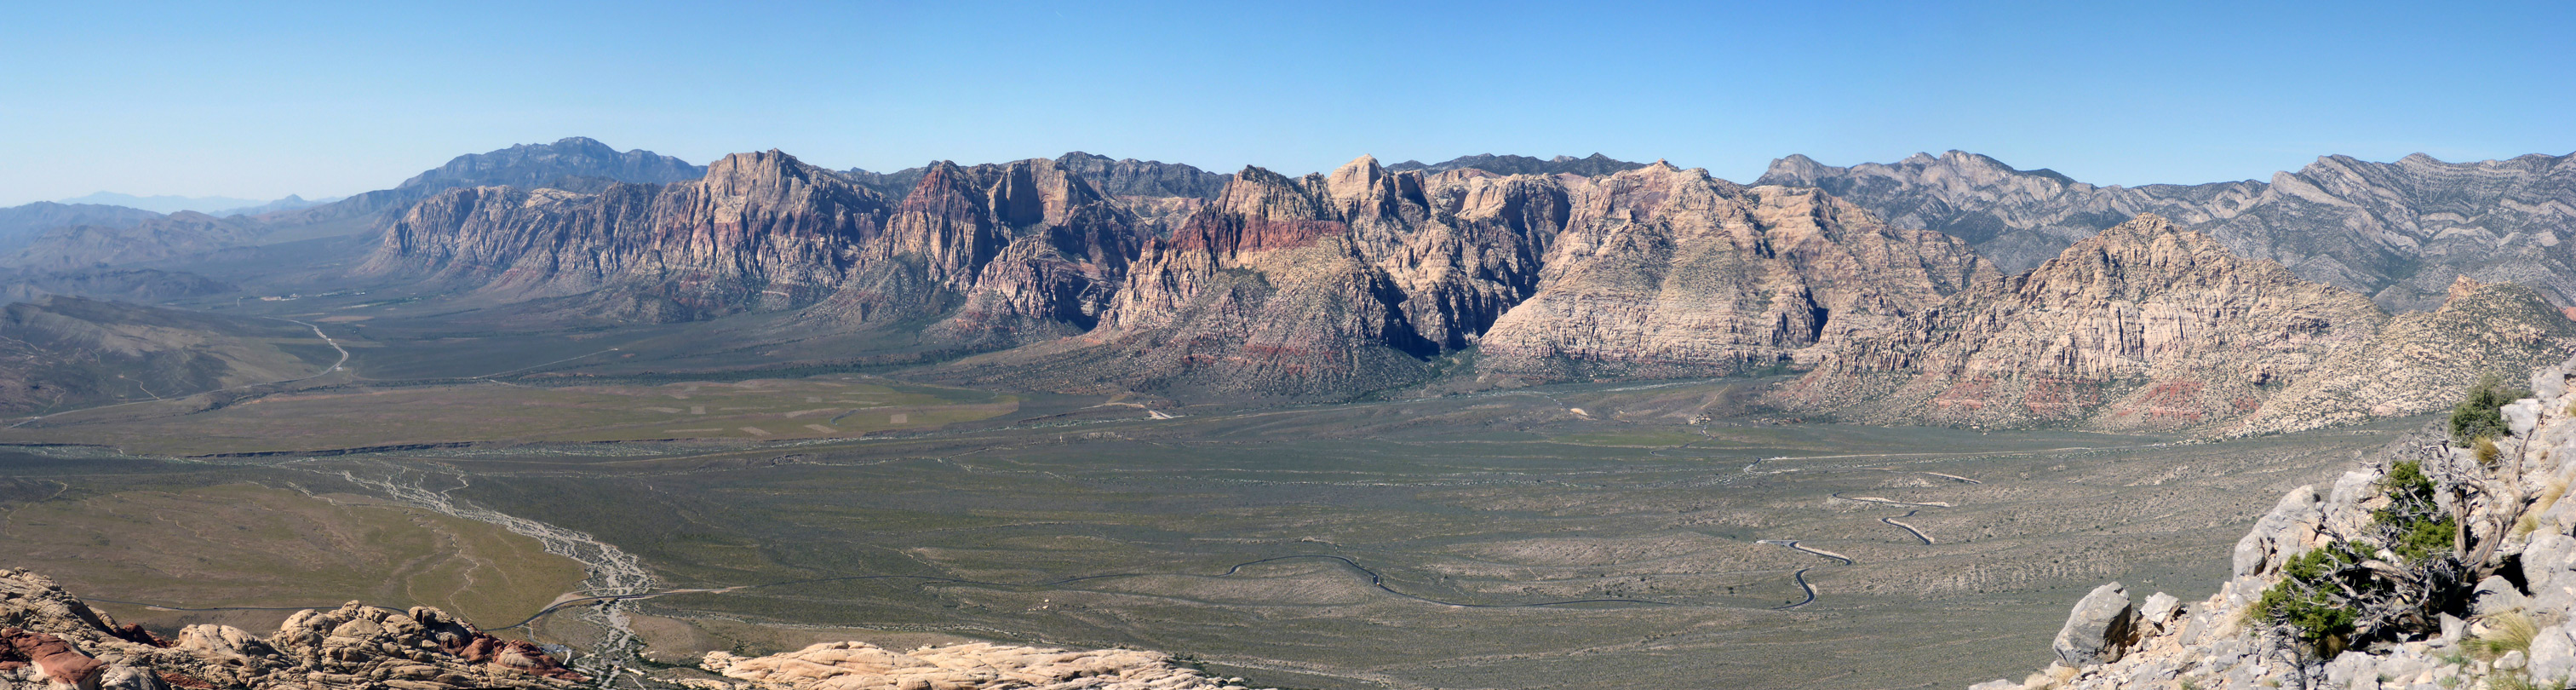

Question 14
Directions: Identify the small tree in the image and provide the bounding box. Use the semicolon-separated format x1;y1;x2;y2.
2449;372;2529;446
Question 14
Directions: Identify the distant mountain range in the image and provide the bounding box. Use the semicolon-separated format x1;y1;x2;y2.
1759;150;2576;311
55;192;273;215
7;138;2573;434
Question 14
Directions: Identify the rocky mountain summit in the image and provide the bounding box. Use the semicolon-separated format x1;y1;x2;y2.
0;568;578;690
1760;150;2576;311
394;136;704;192
1972;355;2576;690
1779;215;2576;434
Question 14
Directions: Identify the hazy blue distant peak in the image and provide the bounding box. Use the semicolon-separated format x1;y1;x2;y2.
206;194;345;217
55;192;267;215
397;136;707;190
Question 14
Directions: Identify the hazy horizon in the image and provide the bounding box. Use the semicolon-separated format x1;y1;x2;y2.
6;1;2571;205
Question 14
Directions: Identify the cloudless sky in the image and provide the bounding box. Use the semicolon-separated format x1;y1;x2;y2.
3;1;2571;205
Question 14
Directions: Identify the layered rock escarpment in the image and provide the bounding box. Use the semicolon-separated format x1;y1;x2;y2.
1761;150;2576;311
1779;214;2387;431
365;151;1149;347
1970;359;2576;690
925;158;1993;398
0;568;577;690
691;641;1267;690
1474;167;1994;381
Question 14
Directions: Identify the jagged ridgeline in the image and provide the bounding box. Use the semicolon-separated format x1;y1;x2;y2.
359;150;1998;400
1762;150;2576;312
1971;355;2576;690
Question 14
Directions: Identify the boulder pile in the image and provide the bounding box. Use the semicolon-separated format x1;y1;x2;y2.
0;568;579;690
1973;357;2576;689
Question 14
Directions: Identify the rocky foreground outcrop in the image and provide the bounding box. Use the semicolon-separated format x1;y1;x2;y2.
689;641;1266;690
0;568;578;689
1971;356;2576;689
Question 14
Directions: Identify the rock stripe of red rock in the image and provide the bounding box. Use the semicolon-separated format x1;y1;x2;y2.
0;627;106;687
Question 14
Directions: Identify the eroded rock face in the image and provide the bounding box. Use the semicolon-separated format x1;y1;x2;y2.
0;569;579;690
933;158;1993;400
1778;214;2387;431
1476;166;1993;381
697;641;1263;690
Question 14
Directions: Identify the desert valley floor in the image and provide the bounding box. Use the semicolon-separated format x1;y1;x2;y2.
0;327;2415;688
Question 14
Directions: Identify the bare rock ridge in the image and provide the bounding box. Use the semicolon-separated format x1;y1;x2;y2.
1971;356;2576;690
365;151;1147;346
0;568;579;689
1778;215;2576;434
1759;150;2576;311
355;146;2574;422
365;152;1995;400
900;158;1993;398
695;641;1269;690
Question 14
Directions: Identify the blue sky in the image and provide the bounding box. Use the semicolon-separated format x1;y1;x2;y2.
4;1;2571;205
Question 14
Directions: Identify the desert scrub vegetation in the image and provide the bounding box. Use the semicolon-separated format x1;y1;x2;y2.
2255;459;2464;652
2451;372;2531;446
2468;611;2539;659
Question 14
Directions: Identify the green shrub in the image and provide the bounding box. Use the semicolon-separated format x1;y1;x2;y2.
2257;543;2369;643
2450;372;2531;446
2390;514;2458;562
2376;460;2458;561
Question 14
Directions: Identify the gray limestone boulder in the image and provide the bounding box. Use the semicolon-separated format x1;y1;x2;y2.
2509;400;2544;438
2324;650;2382;690
2527;624;2576;684
2139;591;2183;634
2235;486;2325;578
2476;575;2533;616
2534;365;2567;402
2053;582;2139;666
